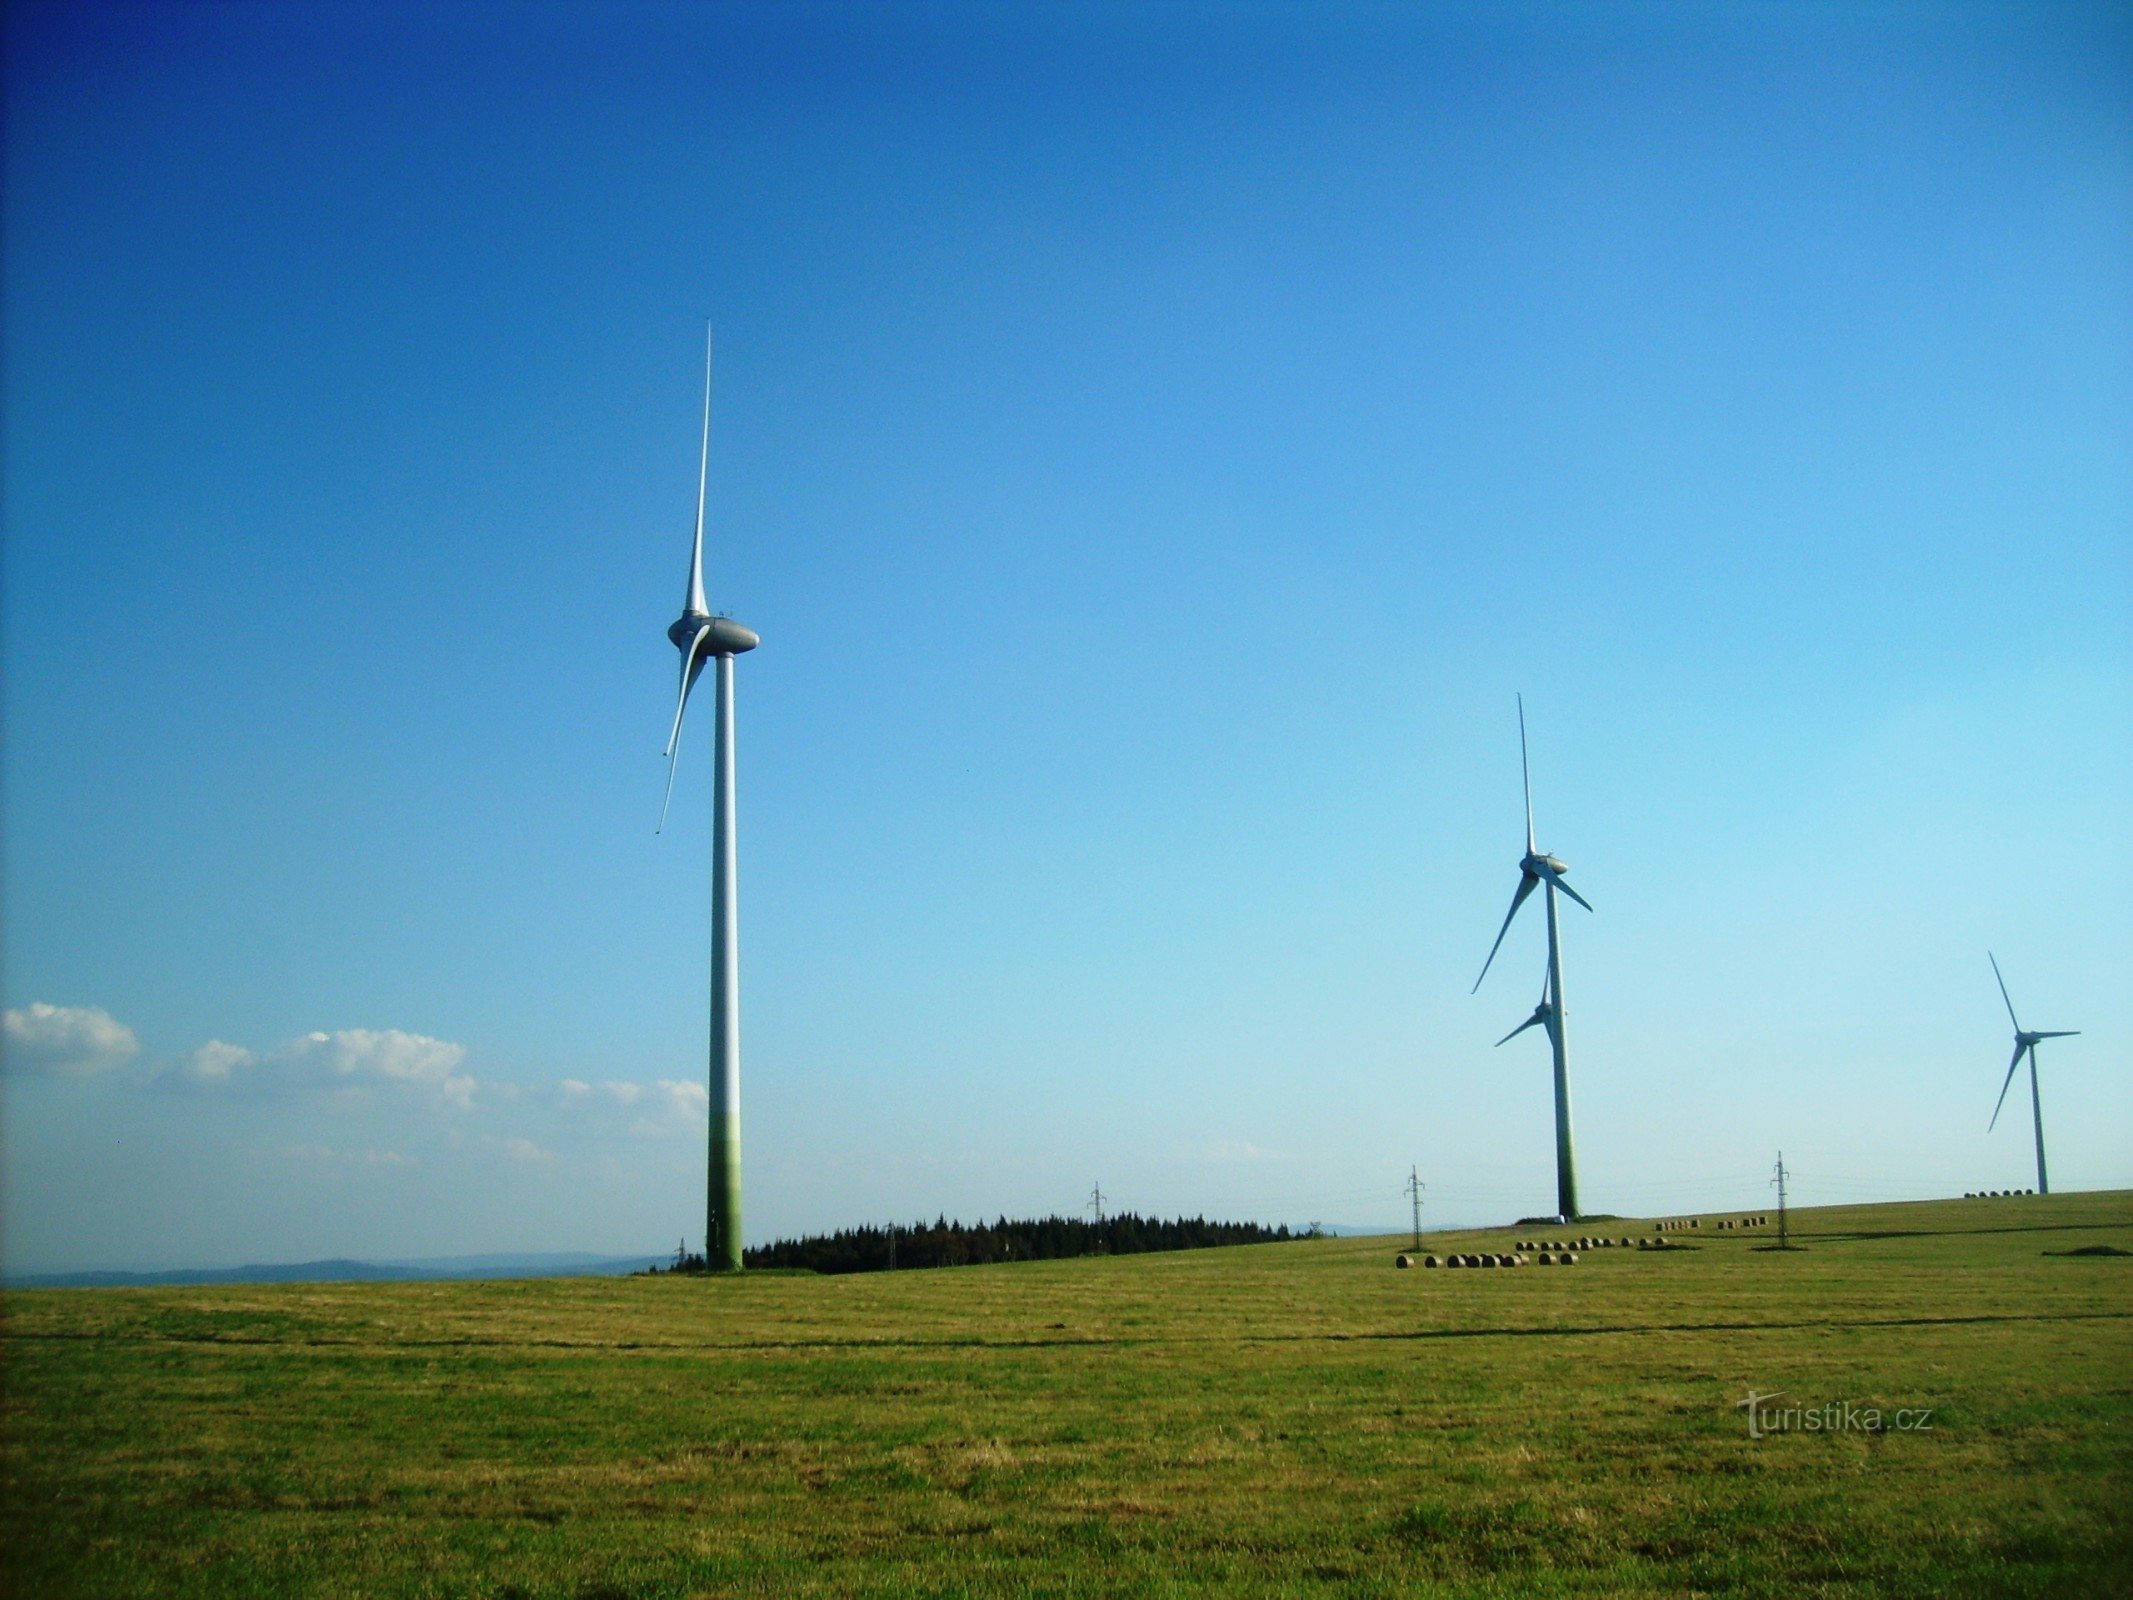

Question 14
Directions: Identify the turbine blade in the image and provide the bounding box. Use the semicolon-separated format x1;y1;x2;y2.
1540;864;1593;913
1988;1042;2025;1131
2031;1030;2079;1039
657;626;712;833
1517;693;1535;856
686;321;712;618
1496;1009;1547;1047
1472;873;1538;992
1988;952;2021;1032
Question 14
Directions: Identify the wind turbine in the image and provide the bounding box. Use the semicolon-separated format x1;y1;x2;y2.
659;323;760;1272
1987;952;2077;1196
1473;695;1592;1222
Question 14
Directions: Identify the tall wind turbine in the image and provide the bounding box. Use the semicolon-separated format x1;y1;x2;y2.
1987;952;2077;1196
659;323;760;1272
1472;695;1592;1223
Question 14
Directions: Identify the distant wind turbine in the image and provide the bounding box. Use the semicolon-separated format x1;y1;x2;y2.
1987;952;2077;1196
1473;695;1592;1223
659;323;760;1272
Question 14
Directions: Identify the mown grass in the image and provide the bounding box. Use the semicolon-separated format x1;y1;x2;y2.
4;1191;2130;1597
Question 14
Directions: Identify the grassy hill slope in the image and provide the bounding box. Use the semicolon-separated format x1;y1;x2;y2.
4;1190;2129;1597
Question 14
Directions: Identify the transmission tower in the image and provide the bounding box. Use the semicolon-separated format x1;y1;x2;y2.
1771;1152;1790;1248
1406;1166;1426;1251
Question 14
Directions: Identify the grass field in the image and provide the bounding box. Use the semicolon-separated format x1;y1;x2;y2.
4;1190;2130;1598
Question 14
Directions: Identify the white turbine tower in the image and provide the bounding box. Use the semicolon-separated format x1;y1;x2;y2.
1987;953;2077;1197
659;323;759;1272
1472;694;1592;1223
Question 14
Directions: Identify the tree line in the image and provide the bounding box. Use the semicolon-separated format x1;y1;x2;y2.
650;1213;1296;1276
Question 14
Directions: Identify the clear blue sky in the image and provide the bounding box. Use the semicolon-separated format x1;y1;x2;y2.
5;0;2128;1272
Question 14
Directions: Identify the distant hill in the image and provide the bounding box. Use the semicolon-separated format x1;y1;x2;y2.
3;1251;668;1290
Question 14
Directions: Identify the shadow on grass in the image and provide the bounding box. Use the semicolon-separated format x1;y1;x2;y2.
1805;1220;2129;1244
12;1308;2130;1359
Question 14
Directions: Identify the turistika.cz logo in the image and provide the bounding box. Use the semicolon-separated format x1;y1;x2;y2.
1736;1391;1935;1439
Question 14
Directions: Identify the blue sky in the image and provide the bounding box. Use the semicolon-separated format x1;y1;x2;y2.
4;0;2128;1272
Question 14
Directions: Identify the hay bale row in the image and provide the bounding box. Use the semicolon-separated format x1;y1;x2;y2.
1716;1216;1771;1230
1514;1235;1632;1252
1654;1218;1703;1232
1965;1189;2035;1198
1406;1248;1600;1270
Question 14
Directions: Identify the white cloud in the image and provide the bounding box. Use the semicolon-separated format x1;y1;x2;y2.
1183;1139;1290;1164
632;1079;708;1137
274;1029;477;1109
166;1026;479;1108
550;1075;708;1137
181;1040;256;1085
493;1136;552;1164
654;1079;708;1117
282;1142;416;1169
3;1003;141;1076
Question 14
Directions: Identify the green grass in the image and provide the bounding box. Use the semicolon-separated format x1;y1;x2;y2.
5;1191;2130;1598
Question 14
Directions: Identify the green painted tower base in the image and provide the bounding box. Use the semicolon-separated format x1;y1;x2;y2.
710;1114;742;1271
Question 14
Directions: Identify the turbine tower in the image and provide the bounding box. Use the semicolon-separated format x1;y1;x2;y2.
1473;695;1592;1223
659;323;759;1272
1987;952;2077;1196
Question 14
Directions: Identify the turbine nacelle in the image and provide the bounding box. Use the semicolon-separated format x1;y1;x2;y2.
1986;952;2078;1141
1496;999;1555;1049
658;323;760;835
670;613;760;657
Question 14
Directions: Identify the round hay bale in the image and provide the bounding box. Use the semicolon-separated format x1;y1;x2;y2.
1445;1254;1464;1268
1534;1251;1553;1265
1619;1237;1632;1248
1424;1254;1441;1268
1560;1251;1580;1265
1396;1254;1413;1269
